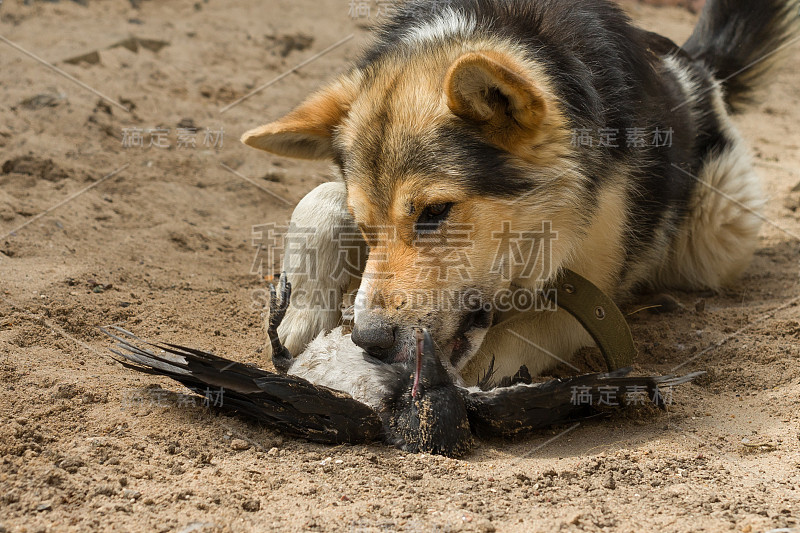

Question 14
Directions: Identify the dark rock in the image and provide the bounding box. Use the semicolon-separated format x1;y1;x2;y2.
266;33;314;58
94;484;116;497
122;489;141;500
57;456;84;473
19;92;66;110
107;37;169;54
64;51;100;65
54;383;83;399
138;38;170;53
695;298;706;314
242;499;261;512
2;156;69;181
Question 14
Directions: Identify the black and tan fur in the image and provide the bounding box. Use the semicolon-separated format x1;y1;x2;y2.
243;0;799;385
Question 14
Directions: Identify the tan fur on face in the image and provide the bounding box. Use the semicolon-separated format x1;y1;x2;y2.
458;178;633;382
349;172;585;349
331;39;587;362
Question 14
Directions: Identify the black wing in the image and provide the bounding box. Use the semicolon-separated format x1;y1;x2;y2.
465;368;703;439
103;327;383;445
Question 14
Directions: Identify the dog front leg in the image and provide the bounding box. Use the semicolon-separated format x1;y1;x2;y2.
268;181;367;357
460;308;594;386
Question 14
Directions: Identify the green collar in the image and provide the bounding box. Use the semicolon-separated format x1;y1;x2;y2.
544;269;636;372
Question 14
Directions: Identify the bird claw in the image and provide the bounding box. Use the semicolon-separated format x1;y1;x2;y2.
268;272;292;332
268;272;294;374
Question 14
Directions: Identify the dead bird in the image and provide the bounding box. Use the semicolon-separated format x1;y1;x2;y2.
105;273;701;457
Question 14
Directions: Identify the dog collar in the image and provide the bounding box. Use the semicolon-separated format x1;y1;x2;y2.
544;269;637;371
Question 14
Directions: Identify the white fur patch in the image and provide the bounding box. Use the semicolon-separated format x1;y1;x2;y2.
662;55;702;116
401;8;477;46
353;274;371;325
658;146;764;289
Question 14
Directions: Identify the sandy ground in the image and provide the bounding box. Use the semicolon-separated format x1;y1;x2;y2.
1;1;799;531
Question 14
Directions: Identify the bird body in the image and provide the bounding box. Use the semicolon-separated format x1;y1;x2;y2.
100;270;703;457
287;327;396;412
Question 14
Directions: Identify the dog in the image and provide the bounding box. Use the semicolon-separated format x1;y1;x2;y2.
242;0;799;386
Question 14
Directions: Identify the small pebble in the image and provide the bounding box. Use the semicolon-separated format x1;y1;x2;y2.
230;439;251;451
177;118;198;129
94;484;116;497
20;92;66;110
122;489;141;500
58;457;84;473
694;298;706;314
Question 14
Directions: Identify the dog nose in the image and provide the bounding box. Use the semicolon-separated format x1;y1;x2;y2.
351;318;396;360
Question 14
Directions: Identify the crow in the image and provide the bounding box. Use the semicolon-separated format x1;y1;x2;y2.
105;274;701;457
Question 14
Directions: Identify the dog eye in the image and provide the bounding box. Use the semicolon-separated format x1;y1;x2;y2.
415;202;454;233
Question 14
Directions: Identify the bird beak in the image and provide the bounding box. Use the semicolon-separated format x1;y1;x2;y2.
412;328;434;399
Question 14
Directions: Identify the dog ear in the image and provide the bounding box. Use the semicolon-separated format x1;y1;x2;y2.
241;78;356;159
444;51;548;147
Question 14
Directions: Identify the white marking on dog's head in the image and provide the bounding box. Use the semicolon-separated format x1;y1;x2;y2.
401;8;477;47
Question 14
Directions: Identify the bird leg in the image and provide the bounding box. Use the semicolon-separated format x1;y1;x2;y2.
268;272;294;374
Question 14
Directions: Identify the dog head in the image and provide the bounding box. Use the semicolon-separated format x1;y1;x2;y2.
242;41;582;370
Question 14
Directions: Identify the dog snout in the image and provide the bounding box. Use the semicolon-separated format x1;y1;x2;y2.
351;314;397;361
